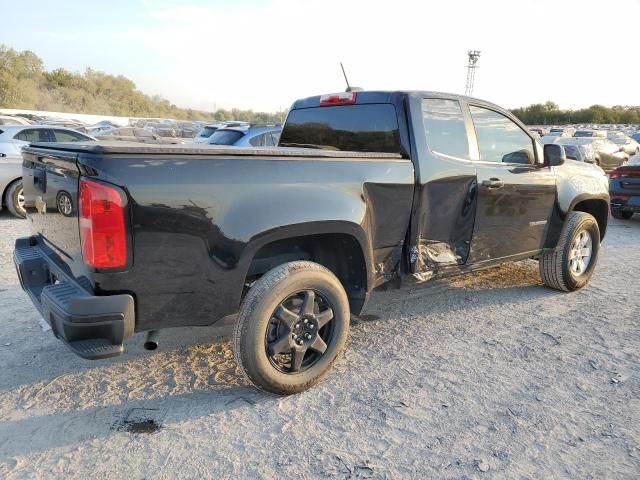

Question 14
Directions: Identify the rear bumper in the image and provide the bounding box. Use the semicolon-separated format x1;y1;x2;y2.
13;237;135;359
610;195;640;213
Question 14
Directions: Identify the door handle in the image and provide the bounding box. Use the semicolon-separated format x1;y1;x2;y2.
482;178;504;189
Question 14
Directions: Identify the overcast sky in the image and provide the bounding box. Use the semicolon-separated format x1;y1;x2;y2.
1;0;638;112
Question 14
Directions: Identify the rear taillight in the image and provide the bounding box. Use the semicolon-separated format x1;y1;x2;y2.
319;92;357;106
609;170;626;179
79;178;127;269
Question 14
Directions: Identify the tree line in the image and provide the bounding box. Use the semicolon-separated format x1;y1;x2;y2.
2;45;637;126
0;45;285;123
510;101;640;125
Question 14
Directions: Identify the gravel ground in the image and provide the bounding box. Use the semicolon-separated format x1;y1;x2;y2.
0;211;638;479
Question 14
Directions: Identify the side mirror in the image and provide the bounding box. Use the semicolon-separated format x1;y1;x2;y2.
618;147;625;152
543;143;566;166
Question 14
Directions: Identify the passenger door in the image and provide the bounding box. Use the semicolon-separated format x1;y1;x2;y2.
467;105;556;263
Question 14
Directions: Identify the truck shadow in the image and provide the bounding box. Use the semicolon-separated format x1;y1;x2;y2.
0;384;271;460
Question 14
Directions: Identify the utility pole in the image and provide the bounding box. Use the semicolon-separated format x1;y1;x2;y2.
465;50;481;97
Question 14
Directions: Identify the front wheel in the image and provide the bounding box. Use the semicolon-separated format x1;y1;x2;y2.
539;211;600;292
5;179;26;218
234;261;350;395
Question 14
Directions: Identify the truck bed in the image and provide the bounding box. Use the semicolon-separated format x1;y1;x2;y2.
19;141;415;339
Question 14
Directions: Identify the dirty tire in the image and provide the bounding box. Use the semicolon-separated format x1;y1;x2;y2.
539;211;600;292
611;209;633;220
5;179;26;218
234;261;350;395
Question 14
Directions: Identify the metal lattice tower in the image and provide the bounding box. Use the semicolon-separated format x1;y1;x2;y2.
465;50;481;97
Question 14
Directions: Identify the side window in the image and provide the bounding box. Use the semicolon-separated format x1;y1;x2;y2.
265;132;277;147
14;129;47;142
270;132;281;145
422;98;470;159
134;128;153;138
469;105;535;164
249;133;266;147
52;129;88;142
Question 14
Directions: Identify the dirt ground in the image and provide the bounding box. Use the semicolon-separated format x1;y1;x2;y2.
0;211;638;479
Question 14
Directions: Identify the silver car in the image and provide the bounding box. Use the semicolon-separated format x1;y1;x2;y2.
0;125;95;217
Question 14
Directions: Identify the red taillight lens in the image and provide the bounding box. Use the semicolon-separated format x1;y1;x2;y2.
79;178;127;269
319;92;357;106
609;170;625;179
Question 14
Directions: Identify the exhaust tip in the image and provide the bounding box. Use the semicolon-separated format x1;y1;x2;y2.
144;330;160;350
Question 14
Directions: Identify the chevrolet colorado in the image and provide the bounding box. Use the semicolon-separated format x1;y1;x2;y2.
14;91;610;394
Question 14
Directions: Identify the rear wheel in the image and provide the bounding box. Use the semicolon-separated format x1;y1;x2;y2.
234;261;350;395
611;209;633;220
5;180;26;218
539;211;600;292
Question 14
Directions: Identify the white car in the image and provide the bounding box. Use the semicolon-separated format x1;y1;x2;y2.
0;115;31;126
0;125;95;218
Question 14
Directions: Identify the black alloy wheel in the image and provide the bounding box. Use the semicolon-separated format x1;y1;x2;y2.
265;289;335;374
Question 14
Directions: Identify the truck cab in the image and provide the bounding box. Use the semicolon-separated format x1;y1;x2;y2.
280;91;609;281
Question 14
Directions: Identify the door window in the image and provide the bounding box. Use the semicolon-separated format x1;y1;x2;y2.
422;98;470;159
470;106;535;164
249;133;267;147
265;132;278;146
52;129;90;142
117;128;135;137
14;128;49;142
134;128;153;138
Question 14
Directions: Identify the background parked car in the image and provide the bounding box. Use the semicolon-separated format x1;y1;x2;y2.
567;137;628;171
194;124;221;143
95;127;177;144
206;124;282;147
0;125;95;218
547;127;575;137
607;132;640;155
0;115;32;126
609;155;640;219
574;129;607;138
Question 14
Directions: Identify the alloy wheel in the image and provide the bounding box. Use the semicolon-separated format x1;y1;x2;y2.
569;230;592;276
265;289;335;374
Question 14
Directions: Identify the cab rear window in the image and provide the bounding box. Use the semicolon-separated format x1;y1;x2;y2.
279;104;401;154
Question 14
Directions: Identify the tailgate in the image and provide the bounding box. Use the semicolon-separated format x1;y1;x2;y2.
21;146;84;272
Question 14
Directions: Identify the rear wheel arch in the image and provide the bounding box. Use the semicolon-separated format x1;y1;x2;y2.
242;224;373;315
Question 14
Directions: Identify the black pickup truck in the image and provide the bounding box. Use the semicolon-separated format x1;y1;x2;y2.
14;91;610;394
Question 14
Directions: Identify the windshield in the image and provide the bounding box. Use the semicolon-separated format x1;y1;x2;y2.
574;131;593;137
208;129;244;145
279;103;402;154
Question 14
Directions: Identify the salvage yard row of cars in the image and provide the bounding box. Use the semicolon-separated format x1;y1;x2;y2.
0;114;284;218
532;125;640;171
1;109;639;225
